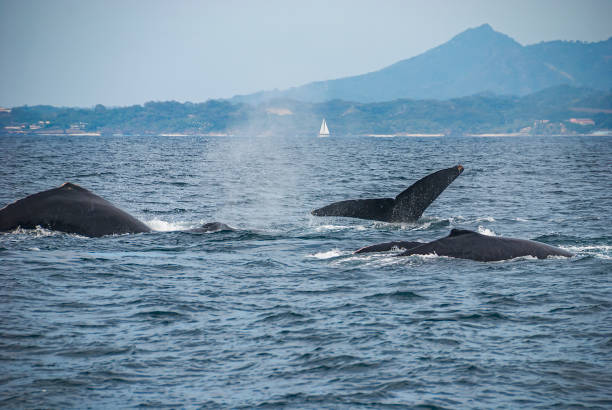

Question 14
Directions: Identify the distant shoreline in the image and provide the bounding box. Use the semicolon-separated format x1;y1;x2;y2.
2;85;609;139
1;131;610;138
363;133;611;138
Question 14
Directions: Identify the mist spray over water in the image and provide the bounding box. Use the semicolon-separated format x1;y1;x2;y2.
202;101;320;231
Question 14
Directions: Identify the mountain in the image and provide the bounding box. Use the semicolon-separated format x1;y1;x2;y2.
232;24;612;104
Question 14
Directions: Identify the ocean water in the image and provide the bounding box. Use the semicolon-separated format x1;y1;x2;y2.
0;134;611;408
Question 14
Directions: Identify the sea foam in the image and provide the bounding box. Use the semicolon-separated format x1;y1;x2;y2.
144;219;194;232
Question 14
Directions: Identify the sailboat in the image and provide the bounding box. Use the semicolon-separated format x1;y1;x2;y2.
318;118;330;137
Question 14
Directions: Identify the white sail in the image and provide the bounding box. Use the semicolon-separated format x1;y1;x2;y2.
319;118;330;136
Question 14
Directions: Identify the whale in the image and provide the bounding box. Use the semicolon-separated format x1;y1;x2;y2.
355;229;573;261
355;240;425;254
312;165;464;222
187;222;234;233
0;182;150;237
0;183;232;237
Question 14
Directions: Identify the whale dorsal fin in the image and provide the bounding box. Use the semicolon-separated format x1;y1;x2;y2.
58;183;94;195
60;182;84;190
448;228;475;237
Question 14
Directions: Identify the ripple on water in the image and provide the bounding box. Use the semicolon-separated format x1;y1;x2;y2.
364;290;426;302
0;135;611;408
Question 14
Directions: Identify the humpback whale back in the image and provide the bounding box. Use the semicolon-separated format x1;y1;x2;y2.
399;229;573;261
312;165;464;223
355;240;425;254
0;182;151;237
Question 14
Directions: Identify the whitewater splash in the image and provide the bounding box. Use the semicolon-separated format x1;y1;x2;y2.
477;226;497;236
313;224;368;232
144;219;196;232
8;226;87;239
564;244;612;260
307;248;348;259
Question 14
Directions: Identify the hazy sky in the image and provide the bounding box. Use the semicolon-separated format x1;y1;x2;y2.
1;0;611;107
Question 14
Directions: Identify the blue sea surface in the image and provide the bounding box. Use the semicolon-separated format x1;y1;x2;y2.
1;134;611;408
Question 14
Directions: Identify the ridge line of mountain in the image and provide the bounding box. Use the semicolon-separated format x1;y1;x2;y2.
231;23;612;104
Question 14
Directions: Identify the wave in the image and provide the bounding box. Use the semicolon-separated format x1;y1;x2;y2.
474;216;496;222
565;244;612;252
4;226;87;239
307;215;503;235
331;253;412;269
446;215;497;223
477;225;497;236
307;248;348;259
352;251;545;264
564;244;612;260
143;218;240;233
129;310;189;321
144;219;195;232
364;290;425;301
313;224;367;232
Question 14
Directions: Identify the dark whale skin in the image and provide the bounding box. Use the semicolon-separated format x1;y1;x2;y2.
312;165;464;222
398;229;573;262
0;183;237;237
0;182;151;237
186;222;234;233
355;241;425;254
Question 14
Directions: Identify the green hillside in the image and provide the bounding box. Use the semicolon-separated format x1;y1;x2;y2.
1;86;610;136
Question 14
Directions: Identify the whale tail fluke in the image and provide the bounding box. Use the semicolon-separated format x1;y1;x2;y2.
311;198;395;220
311;165;464;223
391;165;463;222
